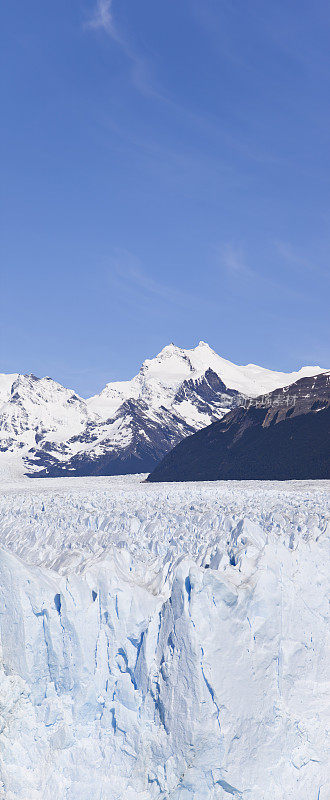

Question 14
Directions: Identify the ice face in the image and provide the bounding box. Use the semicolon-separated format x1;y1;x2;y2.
0;475;329;799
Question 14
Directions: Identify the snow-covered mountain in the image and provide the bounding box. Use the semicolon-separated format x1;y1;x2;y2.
0;373;89;449
87;341;325;412
148;372;330;483
0;342;326;478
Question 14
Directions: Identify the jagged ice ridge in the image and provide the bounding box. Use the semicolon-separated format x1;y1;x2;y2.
0;475;328;799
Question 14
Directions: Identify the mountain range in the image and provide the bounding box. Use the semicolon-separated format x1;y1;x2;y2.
148;371;330;482
0;341;327;478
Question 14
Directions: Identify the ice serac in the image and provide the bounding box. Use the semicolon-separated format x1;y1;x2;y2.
0;477;328;799
0;343;327;478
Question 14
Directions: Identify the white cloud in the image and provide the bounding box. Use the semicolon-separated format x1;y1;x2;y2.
86;0;114;34
85;1;160;97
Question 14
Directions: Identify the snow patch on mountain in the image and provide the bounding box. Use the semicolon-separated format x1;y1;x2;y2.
0;343;326;478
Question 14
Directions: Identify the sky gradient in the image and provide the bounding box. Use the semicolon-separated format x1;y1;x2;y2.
1;0;329;396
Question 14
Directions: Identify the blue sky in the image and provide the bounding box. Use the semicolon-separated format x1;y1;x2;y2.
1;0;329;396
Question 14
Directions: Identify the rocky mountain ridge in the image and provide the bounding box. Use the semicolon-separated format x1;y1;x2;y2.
148;372;330;482
0;343;326;478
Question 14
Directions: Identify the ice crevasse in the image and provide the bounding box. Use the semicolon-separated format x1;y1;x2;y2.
0;480;329;799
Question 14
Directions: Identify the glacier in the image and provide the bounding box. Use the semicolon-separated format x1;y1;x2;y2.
0;475;329;799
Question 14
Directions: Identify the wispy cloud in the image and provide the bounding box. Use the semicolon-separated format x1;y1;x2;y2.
220;244;256;278
86;0;114;34
85;1;161;97
108;249;218;314
214;241;315;302
111;250;192;307
276;241;329;279
85;4;285;164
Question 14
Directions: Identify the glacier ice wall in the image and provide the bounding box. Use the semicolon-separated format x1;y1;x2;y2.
0;477;329;799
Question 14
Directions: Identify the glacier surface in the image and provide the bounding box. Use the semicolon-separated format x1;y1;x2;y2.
0;475;329;799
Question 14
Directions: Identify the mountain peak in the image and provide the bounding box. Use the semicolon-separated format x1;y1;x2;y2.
1;343;328;479
156;342;182;357
155;341;215;363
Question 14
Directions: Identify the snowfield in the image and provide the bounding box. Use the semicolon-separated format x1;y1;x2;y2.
0;475;329;799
